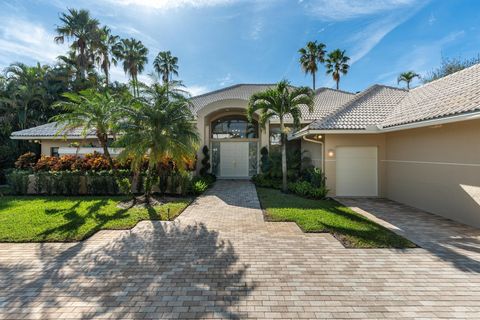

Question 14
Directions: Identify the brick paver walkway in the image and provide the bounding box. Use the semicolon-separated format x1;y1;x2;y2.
1;180;480;319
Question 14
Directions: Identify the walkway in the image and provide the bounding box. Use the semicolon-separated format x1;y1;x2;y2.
1;180;480;319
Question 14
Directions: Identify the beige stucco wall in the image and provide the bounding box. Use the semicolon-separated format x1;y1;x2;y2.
40;139;98;156
323;134;387;197
301;139;323;169
385;118;480;227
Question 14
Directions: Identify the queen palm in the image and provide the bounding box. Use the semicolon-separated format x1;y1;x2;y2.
117;83;199;201
325;49;350;90
52;89;123;168
94;26;120;86
113;38;148;97
397;71;420;89
153;51;179;84
298;41;326;90
247;80;314;192
54;9;100;80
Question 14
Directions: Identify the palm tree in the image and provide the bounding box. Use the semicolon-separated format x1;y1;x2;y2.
94;26;120;86
298;41;326;90
247;80;314;192
54;9;100;80
325;49;350;90
117;83;199;201
52;89;123;168
397;71;420;89
153;51;179;84
113;38;149;97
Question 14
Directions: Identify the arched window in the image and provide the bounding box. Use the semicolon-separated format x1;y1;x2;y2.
211;115;258;139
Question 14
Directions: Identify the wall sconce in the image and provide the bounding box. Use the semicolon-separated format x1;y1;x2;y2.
327;149;335;157
316;134;322;140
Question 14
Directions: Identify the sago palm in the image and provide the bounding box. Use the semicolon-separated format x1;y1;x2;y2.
325;49;350;90
113;38;149;97
247;80;314;192
298;41;326;90
52;89;124;167
153;51;179;84
117;83;199;200
397;71;420;89
54;9;100;80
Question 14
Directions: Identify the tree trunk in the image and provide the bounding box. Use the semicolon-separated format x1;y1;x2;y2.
336;78;339;90
280;117;287;193
98;133;115;169
144;166;153;203
312;71;316;91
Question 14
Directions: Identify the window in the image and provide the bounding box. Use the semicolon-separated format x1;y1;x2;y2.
211;115;258;139
50;147;59;157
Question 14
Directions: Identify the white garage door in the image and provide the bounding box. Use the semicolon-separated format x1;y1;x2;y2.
336;146;378;197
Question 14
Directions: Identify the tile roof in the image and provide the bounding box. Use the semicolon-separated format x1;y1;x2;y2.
306;85;408;130
11;122;95;138
381;63;480;128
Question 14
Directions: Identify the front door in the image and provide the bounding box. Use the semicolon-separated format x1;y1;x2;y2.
220;142;249;178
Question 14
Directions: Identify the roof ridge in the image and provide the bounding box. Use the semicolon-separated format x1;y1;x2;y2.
190;83;278;99
411;62;480;91
315;87;355;95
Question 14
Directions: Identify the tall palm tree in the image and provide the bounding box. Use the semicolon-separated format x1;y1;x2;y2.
325;49;350;90
117;83;199;201
113;38;149;97
52;89;123;167
94;26;120;86
397;71;420;89
247;81;314;192
298;41;326;90
153;51;179;84
54;9;100;80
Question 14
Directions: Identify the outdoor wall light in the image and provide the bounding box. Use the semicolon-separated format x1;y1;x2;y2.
327;149;335;157
316;134;323;140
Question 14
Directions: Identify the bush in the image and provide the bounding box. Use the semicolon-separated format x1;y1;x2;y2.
192;179;208;195
199;146;211;176
6;170;30;195
288;181;328;199
259;147;270;174
14;152;37;170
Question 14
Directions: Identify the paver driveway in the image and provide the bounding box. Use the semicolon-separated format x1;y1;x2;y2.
1;180;480;319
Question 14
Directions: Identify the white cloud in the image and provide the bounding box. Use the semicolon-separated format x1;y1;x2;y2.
102;0;238;10
187;85;210;96
304;0;419;21
428;13;436;25
0;17;67;67
217;73;233;86
250;20;264;40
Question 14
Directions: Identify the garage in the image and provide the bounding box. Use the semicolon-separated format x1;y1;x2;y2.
336;146;378;197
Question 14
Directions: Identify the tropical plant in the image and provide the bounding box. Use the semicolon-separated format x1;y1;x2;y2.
113;38;149;97
94;26;120;86
397;71;420;89
153;51;179;84
116;83;199;201
199;145;211;176
423;55;480;83
325;49;350;90
52;89;124;167
247;80;314;192
298;41;326;90
54;8;100;80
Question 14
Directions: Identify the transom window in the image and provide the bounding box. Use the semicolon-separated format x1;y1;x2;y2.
211;115;258;139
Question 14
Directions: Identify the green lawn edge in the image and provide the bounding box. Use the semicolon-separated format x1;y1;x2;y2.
255;187;416;249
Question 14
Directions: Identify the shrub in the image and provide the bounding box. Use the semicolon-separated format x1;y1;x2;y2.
84;152;111;171
301;167;326;188
14;152;37;170
6;170;30;195
192;179;208;195
260;147;270;174
199;146;211;176
288;180;328;199
116;177;133;198
251;174;281;189
34;156;59;172
51;155;79;171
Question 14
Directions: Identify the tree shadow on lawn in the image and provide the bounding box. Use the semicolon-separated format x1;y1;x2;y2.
0;221;254;319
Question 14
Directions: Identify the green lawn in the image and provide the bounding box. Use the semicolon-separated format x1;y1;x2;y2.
256;187;416;248
0;196;190;242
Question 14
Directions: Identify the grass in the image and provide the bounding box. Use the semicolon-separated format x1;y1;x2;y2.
0;196;190;242
256;187;416;248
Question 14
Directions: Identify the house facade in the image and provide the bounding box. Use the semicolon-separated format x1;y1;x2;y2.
11;64;480;228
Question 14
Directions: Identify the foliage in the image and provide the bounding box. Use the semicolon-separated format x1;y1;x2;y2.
325;49;350;90
14;152;37;170
247;80;314;192
298;41;326;90
397;71;420;89
288;181;328;199
32;152;120;172
251;174;281;189
257;187;416;248
116;177;133;198
191;179;208;195
199;145;211;176
259;146;270;174
423;55;480;83
6;170;30;195
153;51;179;84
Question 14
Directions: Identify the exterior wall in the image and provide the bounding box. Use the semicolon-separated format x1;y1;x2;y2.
301;139;323;169
385;118;480;228
40;139;98;156
323;134;387;197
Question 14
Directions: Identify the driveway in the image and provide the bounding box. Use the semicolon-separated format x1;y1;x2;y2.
1;180;480;319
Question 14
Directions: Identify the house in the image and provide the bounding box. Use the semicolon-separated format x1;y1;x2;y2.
11;64;480;227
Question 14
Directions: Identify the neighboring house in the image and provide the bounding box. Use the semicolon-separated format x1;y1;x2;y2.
11;65;480;227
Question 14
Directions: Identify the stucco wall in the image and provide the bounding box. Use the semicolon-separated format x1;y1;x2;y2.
385;118;480;227
40;139;98;156
301;139;323;169
323;134;387;197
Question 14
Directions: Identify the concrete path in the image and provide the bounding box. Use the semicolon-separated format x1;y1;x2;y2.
1;180;480;319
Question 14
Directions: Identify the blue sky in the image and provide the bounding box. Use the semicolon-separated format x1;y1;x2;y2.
1;0;479;95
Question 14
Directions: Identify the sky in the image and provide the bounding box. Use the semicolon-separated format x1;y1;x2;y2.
1;0;479;95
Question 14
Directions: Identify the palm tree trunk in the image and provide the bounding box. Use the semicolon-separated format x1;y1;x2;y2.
98;133;115;169
144;167;153;203
280;117;287;192
312;71;316;91
336;78;339;90
407;81;410;90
